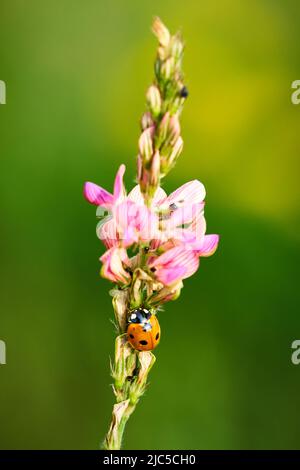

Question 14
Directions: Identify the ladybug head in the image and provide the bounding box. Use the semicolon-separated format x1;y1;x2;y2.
128;308;151;325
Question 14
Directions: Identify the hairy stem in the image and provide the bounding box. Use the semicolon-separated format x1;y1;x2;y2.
103;328;156;450
104;400;136;450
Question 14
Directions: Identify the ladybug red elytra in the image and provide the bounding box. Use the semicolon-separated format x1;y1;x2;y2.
127;308;161;351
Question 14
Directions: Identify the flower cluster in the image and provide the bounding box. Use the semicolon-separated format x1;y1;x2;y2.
84;165;219;307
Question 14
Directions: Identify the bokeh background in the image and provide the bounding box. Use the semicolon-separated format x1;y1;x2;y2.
1;0;300;450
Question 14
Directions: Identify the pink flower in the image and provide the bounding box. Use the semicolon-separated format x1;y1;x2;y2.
148;234;219;286
128;179;206;208
112;200;158;247
85;165;159;248
100;247;131;284
133;180;207;248
97;199;159;249
148;245;200;285
83;164;126;209
84;167;219;288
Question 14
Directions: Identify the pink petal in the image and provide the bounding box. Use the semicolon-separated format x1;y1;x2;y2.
153;186;167;205
83;182;114;207
155;266;187;285
122;225;139;247
96;217;118;248
196;234;219;257
191;212;207;239
168;202;204;227
113;164;126;201
136;205;159;241
128;185;145;205
164;180;206;206
128;185;167;207
150;245;200;285
171;214;207;247
100;247;131;284
149;245;185;267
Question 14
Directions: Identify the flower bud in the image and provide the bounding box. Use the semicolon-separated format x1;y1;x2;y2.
157;112;170;144
138;126;154;162
168;114;181;145
140;112;154;131
137;154;142;180
168;136;183;166
152;17;170;47
171;35;184;60
160;57;175;81
149;150;160;187
157;45;168;61
146;85;161;117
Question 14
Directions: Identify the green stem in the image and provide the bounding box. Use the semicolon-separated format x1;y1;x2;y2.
103;400;136;450
103;335;156;450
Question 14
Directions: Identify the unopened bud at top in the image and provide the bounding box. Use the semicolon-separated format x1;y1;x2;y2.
171;35;184;60
152;17;170;48
146;85;161;117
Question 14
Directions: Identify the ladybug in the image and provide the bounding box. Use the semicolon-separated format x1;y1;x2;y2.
127;308;161;351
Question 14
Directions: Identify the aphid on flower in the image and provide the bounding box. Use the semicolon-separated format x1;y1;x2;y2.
179;86;189;98
127;308;161;351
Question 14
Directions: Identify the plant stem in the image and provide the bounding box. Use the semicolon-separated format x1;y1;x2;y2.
103;399;136;450
103;330;156;450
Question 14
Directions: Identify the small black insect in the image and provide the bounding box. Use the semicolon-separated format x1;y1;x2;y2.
179;86;189;98
169;203;178;211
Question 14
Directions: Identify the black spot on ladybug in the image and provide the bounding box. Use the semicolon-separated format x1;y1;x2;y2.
139;340;148;345
155;332;160;340
179;86;189;98
150;267;156;272
129;334;134;339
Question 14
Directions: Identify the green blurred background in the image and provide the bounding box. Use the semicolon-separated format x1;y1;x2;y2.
1;0;300;450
